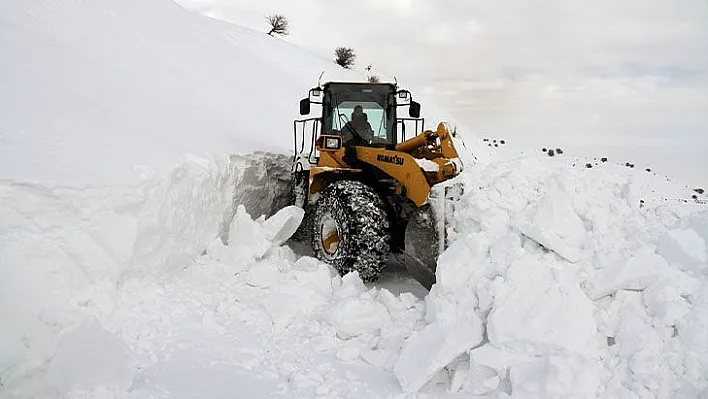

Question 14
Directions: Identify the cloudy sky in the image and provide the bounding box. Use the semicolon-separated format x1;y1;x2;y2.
177;0;707;186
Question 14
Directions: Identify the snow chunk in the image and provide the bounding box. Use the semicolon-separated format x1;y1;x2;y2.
293;263;337;296
259;205;305;247
657;228;707;271
677;291;708;386
589;252;675;300
514;185;588;263
509;353;601;397
293;256;323;271
470;344;532;374
329;299;387;339
467;363;501;395
394;322;484;393
335;272;368;299
228;205;271;259
435;234;488;292
688;211;708;242
488;258;597;358
42;318;134;394
643;279;694;326
415;158;440;172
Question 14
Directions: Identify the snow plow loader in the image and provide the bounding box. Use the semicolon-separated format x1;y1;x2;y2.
290;81;464;286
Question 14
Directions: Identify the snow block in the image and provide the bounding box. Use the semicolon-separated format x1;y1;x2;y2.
329;299;387;339
488;259;597;357
293;262;337;295
589;252;675;300
656;228;707;271
470;344;532;374
43;317;134;393
260;205;305;247
643;279;693;326
676;292;708;384
435;235;488;292
468;364;501;395
686;210;708;244
394;322;483;393
228;205;271;259
514;186;587;263
509;353;601;398
335;272;368;299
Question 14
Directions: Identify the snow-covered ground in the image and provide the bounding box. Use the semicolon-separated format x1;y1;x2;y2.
2;0;708;397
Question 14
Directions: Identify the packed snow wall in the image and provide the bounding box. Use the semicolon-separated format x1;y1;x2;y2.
0;152;293;388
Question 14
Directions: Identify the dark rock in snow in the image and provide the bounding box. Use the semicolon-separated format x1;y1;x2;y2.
695;188;705;194
556;148;563;154
586;163;593;168
548;149;555;157
601;157;608;162
542;148;547;152
500;140;506;144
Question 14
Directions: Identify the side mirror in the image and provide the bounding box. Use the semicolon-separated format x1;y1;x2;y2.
409;101;421;118
299;98;311;115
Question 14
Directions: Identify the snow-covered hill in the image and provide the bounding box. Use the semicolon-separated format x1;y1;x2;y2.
1;0;707;397
0;0;363;186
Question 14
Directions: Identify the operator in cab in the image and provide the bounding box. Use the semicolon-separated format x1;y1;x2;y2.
343;105;375;145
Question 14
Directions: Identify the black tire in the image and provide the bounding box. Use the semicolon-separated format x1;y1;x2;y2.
312;180;390;282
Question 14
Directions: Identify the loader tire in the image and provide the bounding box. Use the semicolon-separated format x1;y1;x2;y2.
312;180;390;282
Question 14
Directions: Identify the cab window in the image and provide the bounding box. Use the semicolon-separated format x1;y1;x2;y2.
332;100;390;144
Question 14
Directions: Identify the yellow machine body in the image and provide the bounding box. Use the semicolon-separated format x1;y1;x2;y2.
308;122;461;208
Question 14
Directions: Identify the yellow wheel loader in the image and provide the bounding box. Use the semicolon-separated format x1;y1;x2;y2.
291;80;465;286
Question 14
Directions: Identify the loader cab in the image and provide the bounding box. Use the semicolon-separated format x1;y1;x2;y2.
298;82;422;149
323;82;398;147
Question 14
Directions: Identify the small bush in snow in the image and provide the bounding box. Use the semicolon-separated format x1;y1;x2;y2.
266;14;289;36
335;47;356;69
368;75;380;83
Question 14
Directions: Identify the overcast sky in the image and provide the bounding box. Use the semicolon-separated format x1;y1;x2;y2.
177;0;707;186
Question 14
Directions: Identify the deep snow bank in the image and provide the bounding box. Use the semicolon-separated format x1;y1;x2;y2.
395;154;708;397
0;152;293;388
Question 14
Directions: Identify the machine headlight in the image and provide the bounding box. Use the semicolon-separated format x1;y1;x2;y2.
325;137;341;150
